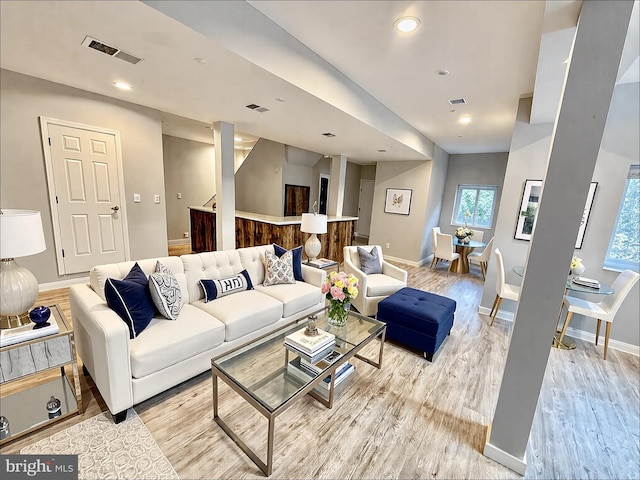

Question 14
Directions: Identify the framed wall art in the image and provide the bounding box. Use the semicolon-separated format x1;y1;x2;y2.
514;179;598;247
514;179;542;241
384;188;412;215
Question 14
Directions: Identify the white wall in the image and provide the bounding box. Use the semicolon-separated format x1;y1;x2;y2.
0;69;167;284
482;85;640;348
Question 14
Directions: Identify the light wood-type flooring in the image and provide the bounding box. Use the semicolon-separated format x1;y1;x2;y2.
1;254;638;480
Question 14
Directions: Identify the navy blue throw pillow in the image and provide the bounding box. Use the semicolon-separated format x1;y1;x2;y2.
200;270;253;302
105;263;155;339
273;244;304;281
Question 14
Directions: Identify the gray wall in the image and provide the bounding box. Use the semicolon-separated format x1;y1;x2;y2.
0;69;167;284
482;85;640;348
235;138;284;215
162;135;215;242
369;160;432;263
421;145;450;261
438;152;508;243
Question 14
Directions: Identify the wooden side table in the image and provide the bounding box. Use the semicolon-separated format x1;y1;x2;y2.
0;305;82;445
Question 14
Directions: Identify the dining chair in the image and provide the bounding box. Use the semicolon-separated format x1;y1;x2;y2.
471;231;484;243
431;233;460;275
489;248;521;325
468;236;494;280
558;270;639;359
430;227;441;267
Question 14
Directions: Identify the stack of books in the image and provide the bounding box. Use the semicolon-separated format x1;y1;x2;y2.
308;258;338;269
286;357;355;391
284;327;335;362
0;317;60;348
572;276;601;289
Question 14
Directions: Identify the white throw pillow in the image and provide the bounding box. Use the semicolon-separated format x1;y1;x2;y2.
263;250;296;286
148;261;183;320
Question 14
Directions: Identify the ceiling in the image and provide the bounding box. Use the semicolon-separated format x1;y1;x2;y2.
0;1;637;164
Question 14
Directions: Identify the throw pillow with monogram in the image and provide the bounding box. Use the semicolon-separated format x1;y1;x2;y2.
263;250;296;286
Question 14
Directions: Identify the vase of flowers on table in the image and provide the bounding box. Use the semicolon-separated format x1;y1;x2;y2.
455;212;474;243
321;271;359;327
571;256;585;276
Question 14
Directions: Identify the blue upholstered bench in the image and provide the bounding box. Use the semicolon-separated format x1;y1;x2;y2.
377;287;456;361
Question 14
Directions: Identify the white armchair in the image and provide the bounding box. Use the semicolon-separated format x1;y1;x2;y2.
343;245;407;316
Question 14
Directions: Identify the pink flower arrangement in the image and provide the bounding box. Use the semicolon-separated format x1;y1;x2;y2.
322;271;359;327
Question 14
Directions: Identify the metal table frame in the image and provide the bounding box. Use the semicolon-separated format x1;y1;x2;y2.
211;314;386;476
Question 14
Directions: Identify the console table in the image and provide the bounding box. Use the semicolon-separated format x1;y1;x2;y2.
0;305;82;444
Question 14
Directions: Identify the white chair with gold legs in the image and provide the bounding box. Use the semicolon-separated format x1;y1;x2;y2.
558;270;639;359
430;227;441;268
468;236;494;280
431;233;460;275
489;248;521;325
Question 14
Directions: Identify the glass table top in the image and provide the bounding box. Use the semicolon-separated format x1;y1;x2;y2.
512;266;614;295
212;307;385;413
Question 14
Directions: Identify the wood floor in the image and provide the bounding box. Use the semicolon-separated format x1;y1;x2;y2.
1;257;638;480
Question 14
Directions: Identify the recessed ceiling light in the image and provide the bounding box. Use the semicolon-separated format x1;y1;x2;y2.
194;57;208;65
377;149;387;153
275;97;286;102
458;117;472;124
436;69;449;76
450;109;456;113
234;136;243;142
113;82;132;90
394;16;420;33
458;135;464;138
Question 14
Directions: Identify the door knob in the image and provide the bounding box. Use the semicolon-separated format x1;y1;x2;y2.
111;206;120;212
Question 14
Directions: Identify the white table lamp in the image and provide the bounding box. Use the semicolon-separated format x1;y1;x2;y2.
301;213;327;261
1;209;46;328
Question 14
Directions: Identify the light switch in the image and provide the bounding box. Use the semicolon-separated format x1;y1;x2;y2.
133;194;141;203
154;195;161;204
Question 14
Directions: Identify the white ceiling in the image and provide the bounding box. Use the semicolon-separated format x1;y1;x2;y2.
1;1;637;164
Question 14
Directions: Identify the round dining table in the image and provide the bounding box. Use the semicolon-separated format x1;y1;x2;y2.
451;238;487;274
512;266;614;349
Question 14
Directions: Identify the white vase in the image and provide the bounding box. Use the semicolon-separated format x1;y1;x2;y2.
572;264;585;276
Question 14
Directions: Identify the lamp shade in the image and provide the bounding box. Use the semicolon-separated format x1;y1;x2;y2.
0;209;46;259
300;213;327;234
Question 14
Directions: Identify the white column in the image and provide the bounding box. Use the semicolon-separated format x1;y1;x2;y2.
483;1;634;474
328;154;347;216
213;121;235;250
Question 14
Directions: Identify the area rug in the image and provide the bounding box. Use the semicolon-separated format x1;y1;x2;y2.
21;409;179;479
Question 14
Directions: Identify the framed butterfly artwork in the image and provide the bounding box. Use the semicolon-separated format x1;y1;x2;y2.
384;188;412;215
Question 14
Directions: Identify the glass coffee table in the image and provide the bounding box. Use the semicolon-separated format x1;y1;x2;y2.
211;307;386;476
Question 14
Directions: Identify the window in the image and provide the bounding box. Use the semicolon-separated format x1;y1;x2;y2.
452;185;498;228
605;165;639;271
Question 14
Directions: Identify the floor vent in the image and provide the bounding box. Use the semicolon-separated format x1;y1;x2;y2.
448;98;467;105
82;36;143;65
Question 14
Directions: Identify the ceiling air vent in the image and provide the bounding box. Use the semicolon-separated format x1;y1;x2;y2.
322;132;336;137
448;98;467;105
82;36;143;65
245;104;270;113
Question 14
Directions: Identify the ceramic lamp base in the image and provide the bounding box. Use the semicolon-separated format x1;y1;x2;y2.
304;234;322;262
0;258;39;329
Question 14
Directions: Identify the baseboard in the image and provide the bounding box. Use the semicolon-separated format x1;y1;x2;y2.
168;239;190;246
39;277;89;292
483;441;527;475
477;306;639;356
383;254;420;267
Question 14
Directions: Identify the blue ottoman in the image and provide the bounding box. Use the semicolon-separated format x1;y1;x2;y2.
377;287;456;361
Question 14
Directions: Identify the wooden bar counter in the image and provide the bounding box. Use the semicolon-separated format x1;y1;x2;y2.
189;207;357;263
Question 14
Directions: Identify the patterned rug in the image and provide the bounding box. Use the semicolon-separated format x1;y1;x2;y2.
21;409;178;479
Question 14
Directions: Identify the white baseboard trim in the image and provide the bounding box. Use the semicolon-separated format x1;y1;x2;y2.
383;254;420;267
39;277;89;292
168;239;190;246
477;306;639;356
483;442;527;475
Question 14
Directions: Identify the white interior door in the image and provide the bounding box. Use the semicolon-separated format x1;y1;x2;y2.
44;121;128;274
356;179;374;237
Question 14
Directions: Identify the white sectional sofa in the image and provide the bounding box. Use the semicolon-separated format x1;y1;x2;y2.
69;245;326;422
